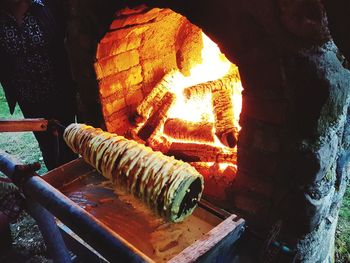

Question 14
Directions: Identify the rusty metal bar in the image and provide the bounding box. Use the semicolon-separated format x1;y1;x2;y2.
0;118;48;132
0;150;71;263
0;150;151;263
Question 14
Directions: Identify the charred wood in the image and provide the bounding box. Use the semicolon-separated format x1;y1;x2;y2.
216;151;237;163
146;133;172;153
138;92;176;141
183;74;238;100
163;118;215;143
167;142;222;162
134;70;178;124
189;162;237;178
212;87;238;148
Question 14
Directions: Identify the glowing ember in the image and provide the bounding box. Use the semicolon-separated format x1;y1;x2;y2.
164;32;242;146
131;32;243;182
159;32;243;176
167;33;238;123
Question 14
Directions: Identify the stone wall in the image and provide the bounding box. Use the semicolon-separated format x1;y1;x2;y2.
143;1;350;262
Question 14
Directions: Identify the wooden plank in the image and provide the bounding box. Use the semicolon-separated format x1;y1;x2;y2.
168;215;245;263
0;118;48;132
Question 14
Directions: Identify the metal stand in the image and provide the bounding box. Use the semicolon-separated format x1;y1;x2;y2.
0;150;149;263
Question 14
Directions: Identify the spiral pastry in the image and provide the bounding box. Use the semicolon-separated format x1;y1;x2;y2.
64;123;204;222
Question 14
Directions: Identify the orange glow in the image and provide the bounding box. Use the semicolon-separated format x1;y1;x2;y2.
167;33;240;124
158;32;242;173
163;32;242;145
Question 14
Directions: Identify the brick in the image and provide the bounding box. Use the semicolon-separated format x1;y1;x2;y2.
125;86;144;107
141;55;177;93
125;66;143;86
101;26;148;44
95;50;140;79
139;13;183;59
99;66;142;88
96;36;142;60
105;108;131;135
103;98;126;117
99;81;123;99
110;8;163;29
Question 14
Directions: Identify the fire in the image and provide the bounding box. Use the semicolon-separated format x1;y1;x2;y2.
165;32;243;145
167;33;242;125
130;32;243;182
158;32;243;178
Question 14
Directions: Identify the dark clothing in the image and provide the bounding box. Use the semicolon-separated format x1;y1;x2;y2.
0;8;59;104
0;0;77;170
20;100;76;170
0;0;76;112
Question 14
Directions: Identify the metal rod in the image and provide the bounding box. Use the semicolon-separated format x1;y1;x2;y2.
0;119;48;132
0;150;151;263
25;197;72;263
0;150;71;263
24;175;151;263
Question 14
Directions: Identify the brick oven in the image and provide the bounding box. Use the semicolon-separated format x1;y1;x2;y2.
93;6;243;204
66;1;350;262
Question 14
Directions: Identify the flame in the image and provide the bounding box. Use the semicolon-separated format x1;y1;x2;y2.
160;32;243;173
167;33;237;123
165;32;242;139
134;32;243;175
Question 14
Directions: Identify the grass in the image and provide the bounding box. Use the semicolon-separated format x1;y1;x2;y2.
0;86;50;262
336;188;350;262
0;86;47;176
0;86;350;262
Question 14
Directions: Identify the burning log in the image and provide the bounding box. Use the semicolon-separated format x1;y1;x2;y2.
189;162;237;201
167;142;222;162
183;74;238;100
134;70;179;124
163;118;215;143
188;162;213;177
212;87;238;148
124;128;145;144
147;133;172;154
138;92;176;141
64;123;204;222
216;151;237;163
189;162;236;177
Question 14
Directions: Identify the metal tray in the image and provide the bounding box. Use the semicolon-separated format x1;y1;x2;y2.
43;159;245;262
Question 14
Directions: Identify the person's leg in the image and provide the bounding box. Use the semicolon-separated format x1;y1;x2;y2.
32;130;57;170
18;102;57;170
50;99;78;167
0;211;11;252
18;101;77;170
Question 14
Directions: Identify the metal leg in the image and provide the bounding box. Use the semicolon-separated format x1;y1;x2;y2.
0;150;71;263
25;196;72;263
